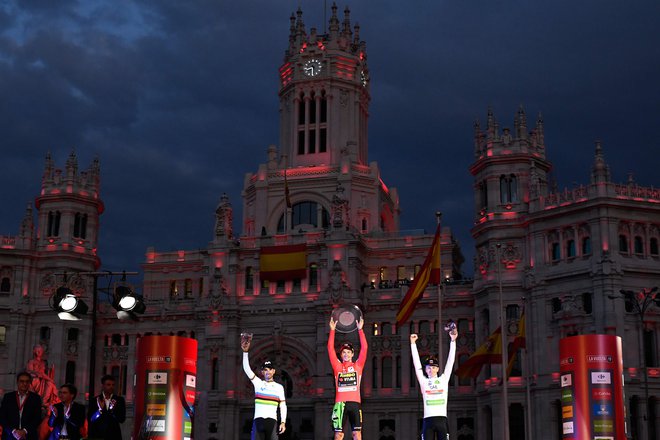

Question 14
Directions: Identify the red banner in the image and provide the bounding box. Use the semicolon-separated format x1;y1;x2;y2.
133;336;198;440
559;335;626;440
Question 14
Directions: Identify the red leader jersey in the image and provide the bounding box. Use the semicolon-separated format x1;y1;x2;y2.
327;328;368;403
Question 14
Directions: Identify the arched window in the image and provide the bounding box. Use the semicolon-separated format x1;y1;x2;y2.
619;235;629;254
0;277;10;293
566;239;576;258
361;218;367;232
582;236;592;255
582;292;592;314
651;237;659;256
634;236;644;254
211;357;219;390
245;267;253;291
372;356;378;389
47;211;61;237
73;213;88;239
277;201;330;232
382;356;393;388
551;242;561;261
479;180;488;210
499;174;518;204
309;263;318;290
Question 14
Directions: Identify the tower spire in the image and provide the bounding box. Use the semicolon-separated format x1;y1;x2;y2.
591;140;611;184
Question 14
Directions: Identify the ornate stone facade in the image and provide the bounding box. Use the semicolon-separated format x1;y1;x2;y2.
1;7;659;440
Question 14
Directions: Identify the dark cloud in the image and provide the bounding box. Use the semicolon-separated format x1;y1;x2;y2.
2;0;659;275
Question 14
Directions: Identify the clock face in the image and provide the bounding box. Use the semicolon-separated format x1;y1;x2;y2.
303;59;322;77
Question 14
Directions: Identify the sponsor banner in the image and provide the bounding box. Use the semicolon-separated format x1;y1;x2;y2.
587;355;613;363
562;405;574;419
561;388;573;403
591;388;612;401
590;371;611;385
561;374;572;387
146;404;167;417
146;386;168;402
148;372;168;385
593;403;613;417
593;419;614;434
146;356;172;363
185;374;196;388
147;419;166;432
185;390;196;404
563;421;574;435
594;437;614;440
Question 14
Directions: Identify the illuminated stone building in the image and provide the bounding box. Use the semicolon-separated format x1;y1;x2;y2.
0;152;103;402
1;5;659;440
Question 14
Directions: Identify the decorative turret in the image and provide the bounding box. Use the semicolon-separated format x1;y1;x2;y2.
470;107;553;219
19;203;34;239
214;193;233;241
35;152;103;266
590;140;611;184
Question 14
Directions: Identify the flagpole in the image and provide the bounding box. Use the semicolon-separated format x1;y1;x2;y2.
435;211;443;362
523;297;533;440
496;243;510;440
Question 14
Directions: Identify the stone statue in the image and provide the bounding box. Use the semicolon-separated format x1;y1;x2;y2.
26;344;59;407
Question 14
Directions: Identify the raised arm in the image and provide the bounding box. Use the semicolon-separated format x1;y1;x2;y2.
355;318;368;367
327;317;340;368
443;330;458;378
409;334;426;385
242;339;256;381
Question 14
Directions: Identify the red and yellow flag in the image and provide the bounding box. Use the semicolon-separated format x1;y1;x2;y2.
260;244;306;281
456;326;503;379
507;312;526;376
396;223;441;326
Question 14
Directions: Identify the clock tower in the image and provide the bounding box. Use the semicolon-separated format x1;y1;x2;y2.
278;4;370;168
240;4;399;237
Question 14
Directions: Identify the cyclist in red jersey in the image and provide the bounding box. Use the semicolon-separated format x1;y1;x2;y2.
327;316;368;440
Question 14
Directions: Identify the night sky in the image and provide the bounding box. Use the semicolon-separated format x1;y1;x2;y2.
2;0;659;278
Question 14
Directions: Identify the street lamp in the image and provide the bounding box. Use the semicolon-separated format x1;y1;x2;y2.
611;286;658;440
51;271;140;414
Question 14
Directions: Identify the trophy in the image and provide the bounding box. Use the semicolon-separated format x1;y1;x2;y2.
331;304;364;333
240;332;253;347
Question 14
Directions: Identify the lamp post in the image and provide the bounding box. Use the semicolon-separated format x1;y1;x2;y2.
612;287;658;440
496;243;510;440
436;211;443;362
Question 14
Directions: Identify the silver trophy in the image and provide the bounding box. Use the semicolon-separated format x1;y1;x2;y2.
331;304;364;333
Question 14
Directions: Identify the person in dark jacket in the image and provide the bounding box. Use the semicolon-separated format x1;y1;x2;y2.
0;372;43;440
88;375;126;440
48;384;85;440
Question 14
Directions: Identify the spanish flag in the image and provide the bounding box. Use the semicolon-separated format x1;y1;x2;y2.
396;223;441;326
260;244;307;281
507;312;526;376
456;326;503;379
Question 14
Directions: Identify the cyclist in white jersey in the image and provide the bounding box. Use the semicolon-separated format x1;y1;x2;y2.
410;327;457;440
242;337;287;440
